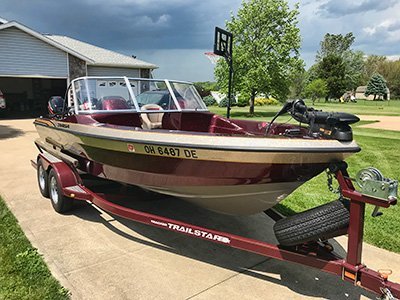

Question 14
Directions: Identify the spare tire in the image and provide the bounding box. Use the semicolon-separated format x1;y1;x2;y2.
273;200;350;246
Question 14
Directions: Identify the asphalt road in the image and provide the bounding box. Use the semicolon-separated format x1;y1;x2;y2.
1;118;399;299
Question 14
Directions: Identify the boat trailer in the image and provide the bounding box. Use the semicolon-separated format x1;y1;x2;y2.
32;151;400;299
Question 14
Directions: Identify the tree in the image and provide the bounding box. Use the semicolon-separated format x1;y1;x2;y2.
215;0;303;115
343;50;365;91
316;33;355;61
365;73;388;100
372;59;400;98
361;55;386;84
317;54;346;100
314;33;364;96
193;81;218;97
359;56;400;98
289;67;306;98
304;79;328;105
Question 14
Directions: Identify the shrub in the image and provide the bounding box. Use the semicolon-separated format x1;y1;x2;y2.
254;97;280;106
203;95;217;106
218;98;229;107
194;81;218;97
218;97;238;107
237;95;249;107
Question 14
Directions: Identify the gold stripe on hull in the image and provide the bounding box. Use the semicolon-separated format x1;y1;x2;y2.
35;123;357;164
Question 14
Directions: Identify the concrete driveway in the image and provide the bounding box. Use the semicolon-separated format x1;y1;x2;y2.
1;119;399;299
358;115;400;131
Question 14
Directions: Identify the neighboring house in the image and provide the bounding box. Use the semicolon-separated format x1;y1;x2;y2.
355;86;390;101
210;91;239;104
0;18;157;115
210;91;226;104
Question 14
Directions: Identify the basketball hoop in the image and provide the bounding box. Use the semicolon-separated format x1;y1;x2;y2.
204;52;221;65
209;26;234;119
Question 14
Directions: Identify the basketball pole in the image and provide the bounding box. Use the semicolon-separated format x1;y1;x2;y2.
214;27;233;119
226;57;233;119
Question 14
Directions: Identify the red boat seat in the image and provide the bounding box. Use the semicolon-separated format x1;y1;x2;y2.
98;96;130;110
89;113;142;127
208;115;249;135
162;112;214;132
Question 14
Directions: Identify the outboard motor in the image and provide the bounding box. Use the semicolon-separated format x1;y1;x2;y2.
48;96;65;115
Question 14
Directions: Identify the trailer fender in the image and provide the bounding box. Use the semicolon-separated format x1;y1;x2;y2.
37;154;80;190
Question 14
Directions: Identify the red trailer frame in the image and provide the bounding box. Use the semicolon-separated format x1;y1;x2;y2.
33;153;400;299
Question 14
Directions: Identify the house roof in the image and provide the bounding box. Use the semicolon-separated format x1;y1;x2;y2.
0;17;8;25
356;86;367;93
356;85;390;93
46;35;157;69
0;20;157;69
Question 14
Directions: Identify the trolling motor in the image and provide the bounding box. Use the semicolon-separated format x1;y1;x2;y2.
266;99;360;141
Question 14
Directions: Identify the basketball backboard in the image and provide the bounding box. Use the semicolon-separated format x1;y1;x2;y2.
214;27;233;59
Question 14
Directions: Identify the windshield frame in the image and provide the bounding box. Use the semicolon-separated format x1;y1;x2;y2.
68;76;208;115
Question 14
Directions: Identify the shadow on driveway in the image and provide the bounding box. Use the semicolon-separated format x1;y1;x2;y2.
0;124;25;139
64;177;374;299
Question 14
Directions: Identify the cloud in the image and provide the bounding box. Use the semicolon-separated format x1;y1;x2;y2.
361;19;400;47
318;0;397;17
364;20;400;35
0;0;240;51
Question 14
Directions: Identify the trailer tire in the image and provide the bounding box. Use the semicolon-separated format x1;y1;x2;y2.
48;168;73;213
37;159;49;198
273;200;350;247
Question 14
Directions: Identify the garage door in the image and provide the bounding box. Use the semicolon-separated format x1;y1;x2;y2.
87;66;140;78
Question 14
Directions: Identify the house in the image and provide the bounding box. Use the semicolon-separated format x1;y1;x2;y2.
355;86;390;100
0;18;157;115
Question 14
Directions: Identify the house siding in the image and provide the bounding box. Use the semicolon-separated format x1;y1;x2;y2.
0;27;68;77
87;66;140;77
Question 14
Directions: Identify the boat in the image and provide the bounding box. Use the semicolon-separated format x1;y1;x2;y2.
34;76;360;215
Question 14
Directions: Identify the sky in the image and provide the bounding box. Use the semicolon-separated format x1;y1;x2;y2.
1;0;400;82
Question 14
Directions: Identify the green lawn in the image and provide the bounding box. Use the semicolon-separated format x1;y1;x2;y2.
0;197;69;300
210;104;400;253
278;127;400;253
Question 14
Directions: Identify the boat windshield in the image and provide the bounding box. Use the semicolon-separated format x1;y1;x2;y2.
70;77;207;114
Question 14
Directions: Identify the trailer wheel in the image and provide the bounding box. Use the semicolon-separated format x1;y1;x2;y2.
273;200;350;247
37;159;49;198
48;168;73;213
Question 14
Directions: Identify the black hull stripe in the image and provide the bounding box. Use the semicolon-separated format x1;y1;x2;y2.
34;122;361;154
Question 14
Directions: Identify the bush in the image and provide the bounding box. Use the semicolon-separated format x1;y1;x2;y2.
218;98;229;107
194;81;218;97
237;95;249;107
237;100;247;107
203;95;217;106
218;97;238;107
254;97;280;106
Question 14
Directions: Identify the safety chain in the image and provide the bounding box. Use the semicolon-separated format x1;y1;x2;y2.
380;287;396;300
326;169;342;198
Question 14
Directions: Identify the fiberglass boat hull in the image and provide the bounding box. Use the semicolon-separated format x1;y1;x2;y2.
34;118;359;215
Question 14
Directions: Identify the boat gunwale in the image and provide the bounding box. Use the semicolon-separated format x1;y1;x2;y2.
34;120;361;154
